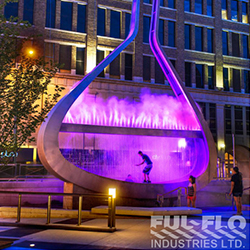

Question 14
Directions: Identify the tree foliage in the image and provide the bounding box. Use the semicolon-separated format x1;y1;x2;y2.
0;1;64;164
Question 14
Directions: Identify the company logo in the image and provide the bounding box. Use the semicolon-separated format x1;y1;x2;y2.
150;215;247;249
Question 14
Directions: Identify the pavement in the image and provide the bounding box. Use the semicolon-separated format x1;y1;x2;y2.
0;207;249;250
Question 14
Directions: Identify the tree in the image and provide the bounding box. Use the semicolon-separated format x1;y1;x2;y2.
0;1;64;164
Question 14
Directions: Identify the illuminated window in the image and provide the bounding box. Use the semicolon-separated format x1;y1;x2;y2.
242;2;248;23
60;1;73;31
110;10;121;38
77;4;86;33
221;0;227;19
23;0;34;24
231;0;238;21
46;0;56;28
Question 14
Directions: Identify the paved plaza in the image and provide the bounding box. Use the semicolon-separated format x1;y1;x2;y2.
0;207;249;250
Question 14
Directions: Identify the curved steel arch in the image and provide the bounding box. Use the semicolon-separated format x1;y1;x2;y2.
37;0;217;198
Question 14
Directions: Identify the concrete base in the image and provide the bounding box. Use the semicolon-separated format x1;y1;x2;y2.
91;206;202;216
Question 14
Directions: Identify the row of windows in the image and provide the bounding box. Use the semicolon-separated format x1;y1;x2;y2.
225;105;249;135
222;31;249;58
46;43;250;94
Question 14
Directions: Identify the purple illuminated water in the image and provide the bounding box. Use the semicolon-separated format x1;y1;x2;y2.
59;90;206;183
63;89;200;131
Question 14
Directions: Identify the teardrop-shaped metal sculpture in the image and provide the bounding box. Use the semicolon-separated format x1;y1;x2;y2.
37;0;217;198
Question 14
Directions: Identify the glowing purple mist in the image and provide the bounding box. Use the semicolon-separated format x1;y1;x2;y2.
63;89;200;131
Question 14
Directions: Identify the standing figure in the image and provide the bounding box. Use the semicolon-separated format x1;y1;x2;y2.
187;175;196;208
136;151;153;183
229;167;243;215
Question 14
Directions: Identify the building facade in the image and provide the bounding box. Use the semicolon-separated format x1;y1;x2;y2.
2;0;250;176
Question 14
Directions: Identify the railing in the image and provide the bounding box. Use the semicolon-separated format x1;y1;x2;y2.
156;187;187;207
225;186;250;211
0;190;116;231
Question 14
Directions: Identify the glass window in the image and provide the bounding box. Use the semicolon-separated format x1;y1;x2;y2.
46;0;56;28
125;54;133;80
207;0;213;16
185;24;191;49
222;31;228;55
246;107;250;135
143;0;152;4
198;102;206;119
184;0;191;11
160;0;164;7
242;2;248;23
243;35;249;59
232;33;240;57
168;0;175;8
208;66;214;89
97;8;105;36
243;70;250;93
209;103;217;141
234;106;243;135
60;1;73;31
77;4;86;33
195;26;203;51
76;48;85;75
125;13;131;38
143;56;151;82
223;68;229;91
168;21;175;47
59;45;71;73
221;0;227;19
143;16;150;43
196;64;204;88
96;50;105;77
195;0;203;14
224;105;231;134
4;2;18;20
231;0;238;21
45;43;55;64
159;19;164;45
185;62;192;87
110;54;120;78
233;69;241;92
110;10;121;38
207;29;213;53
23;0;34;24
155;60;165;84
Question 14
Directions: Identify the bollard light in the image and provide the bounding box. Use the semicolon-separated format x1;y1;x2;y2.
109;188;116;198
